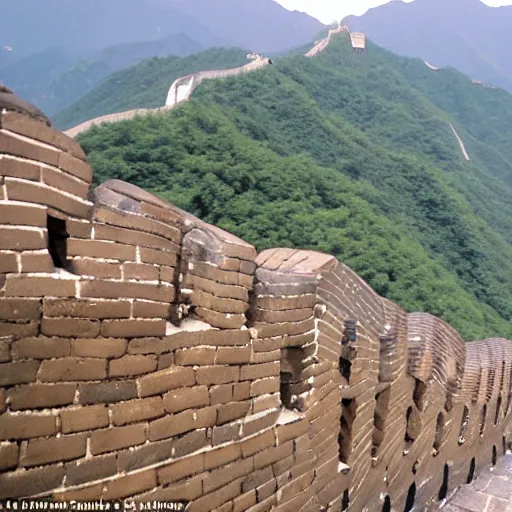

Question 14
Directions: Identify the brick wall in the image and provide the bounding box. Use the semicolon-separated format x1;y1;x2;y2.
1;89;512;512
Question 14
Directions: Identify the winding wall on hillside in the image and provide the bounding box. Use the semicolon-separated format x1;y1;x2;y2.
65;26;365;139
2;88;512;512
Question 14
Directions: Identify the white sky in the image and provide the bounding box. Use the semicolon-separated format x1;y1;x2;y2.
273;0;512;24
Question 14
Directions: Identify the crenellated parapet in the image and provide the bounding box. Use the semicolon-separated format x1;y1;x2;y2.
1;88;512;511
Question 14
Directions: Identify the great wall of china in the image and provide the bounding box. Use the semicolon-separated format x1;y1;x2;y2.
64;26;365;139
1;73;512;511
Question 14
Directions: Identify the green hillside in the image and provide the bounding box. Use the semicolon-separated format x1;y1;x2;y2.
77;34;512;341
53;48;251;130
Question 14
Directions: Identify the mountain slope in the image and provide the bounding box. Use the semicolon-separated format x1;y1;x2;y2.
53;48;251;130
342;0;512;93
76;33;512;340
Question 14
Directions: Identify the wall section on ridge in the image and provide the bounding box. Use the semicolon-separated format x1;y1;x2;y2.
1;90;512;512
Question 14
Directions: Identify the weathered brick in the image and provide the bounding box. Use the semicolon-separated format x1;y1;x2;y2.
0;251;18;273
212;420;243;446
67;238;135;261
21;330;68;362
0;129;60;166
251;350;280;364
149;407;216;441
0;321;39;338
253;394;280;414
58;150;93;182
139;247;178;266
0;202;46;226
0;298;41;320
137;366;195;397
240;362;280;381
158;353;175;369
0;360;39;386
233;381;251;401
128;337;171;355
67;218;92;238
163;386;210;413
39;357;106;381
0;388;5;413
60;405;109;433
103;469;157;500
217;401;251;424
205;444;242;471
21;433;87;467
0;412;57;440
196;365;240;385
0;464;64;499
159;265;175;283
138;474;203;502
118;438;174;472
234;490;257;512
191;289;248;314
81;280;174;303
242;466;274;493
95;224;179;253
196;306;246;329
157;453;205;485
0;338;10;362
4;275;76;297
217;345;252;365
189;261;253;288
44;297;130;319
173;429;208;458
0;441;19;471
0;226;46;251
111;397;164;426
72;337;127;358
66;454;117;485
41;317;100;338
175;347;216;366
8;383;76;410
109;354;157;377
250;377;280;397
204;458;254;494
93;207;181;243
69;258;122;278
132;300;171;319
0;155;41;181
5;177;91;218
254;440;293;469
20;251;54;272
243;410;279;438
101;319;166;338
210;384;234;405
187;477;243;512
123;262;159;281
277;418;309;444
241;429;276;458
41;166;89;199
90;424;147;455
78;381;137;404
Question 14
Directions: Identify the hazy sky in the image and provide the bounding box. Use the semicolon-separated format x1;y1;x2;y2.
273;0;512;23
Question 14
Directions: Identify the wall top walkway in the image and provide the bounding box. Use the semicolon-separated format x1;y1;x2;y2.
442;453;512;512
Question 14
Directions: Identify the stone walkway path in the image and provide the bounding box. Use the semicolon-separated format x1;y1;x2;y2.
441;453;512;512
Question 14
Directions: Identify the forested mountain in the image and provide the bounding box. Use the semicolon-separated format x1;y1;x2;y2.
53;48;251;130
76;33;512;341
343;0;512;93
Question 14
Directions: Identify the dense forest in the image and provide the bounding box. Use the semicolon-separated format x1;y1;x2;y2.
77;33;512;341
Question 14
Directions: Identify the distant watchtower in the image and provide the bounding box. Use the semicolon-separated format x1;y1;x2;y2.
350;32;366;55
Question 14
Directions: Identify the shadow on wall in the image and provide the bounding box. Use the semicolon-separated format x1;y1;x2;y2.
1;85;511;511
